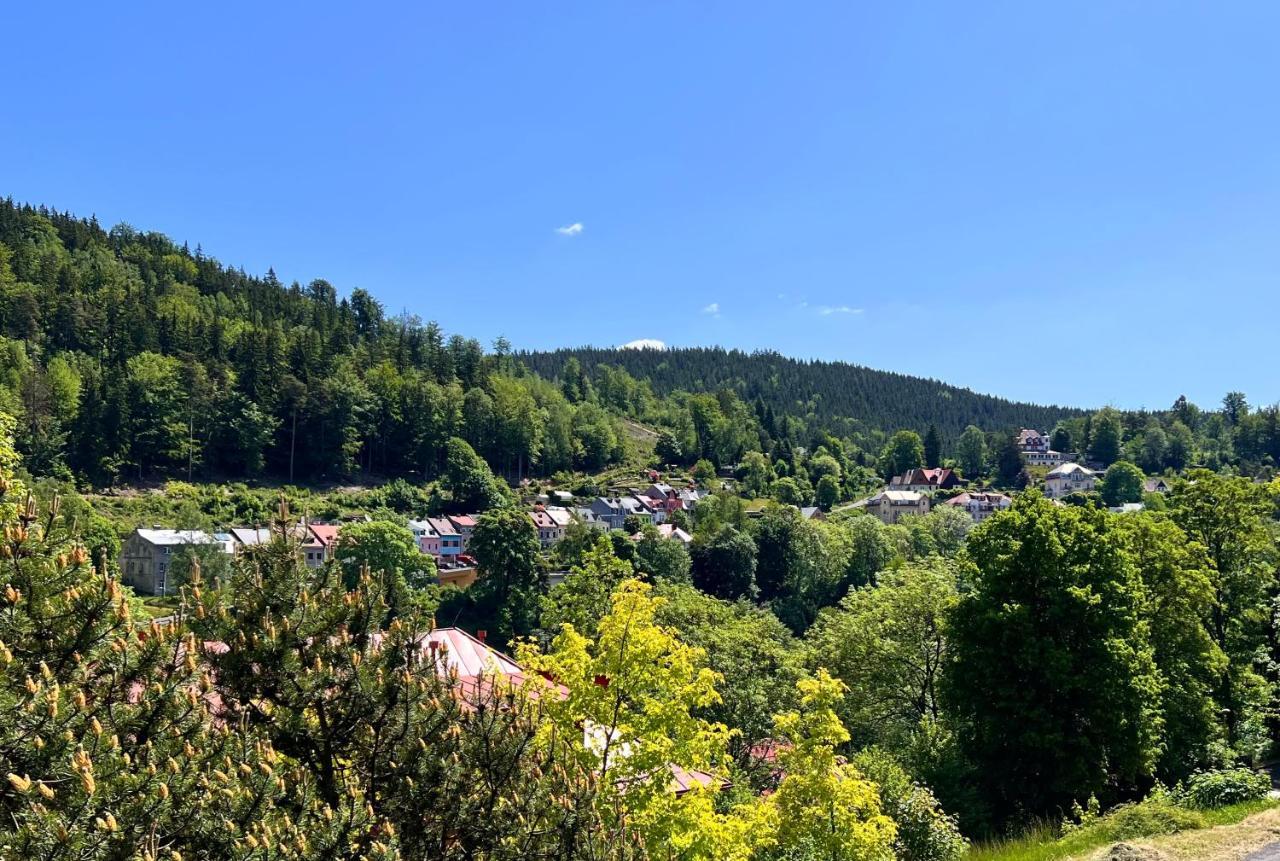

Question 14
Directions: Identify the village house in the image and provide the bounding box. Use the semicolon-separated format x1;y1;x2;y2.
573;507;610;530
229;525;327;567
642;482;682;513
121;528;226;596
446;514;478;551
1017;428;1069;467
1144;477;1173;494
588;497;628;530
536;490;575;506
529;507;567;547
1044;462;1098;498
426;517;464;560
889;467;961;493
945;490;1013;522
308;523;341;559
437;564;479;590
678;488;706;508
798;506;825;521
867;490;930;524
408;519;441;557
628;523;693;544
545;506;573;531
631;493;667;524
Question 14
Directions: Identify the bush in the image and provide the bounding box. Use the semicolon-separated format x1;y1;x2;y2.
851;748;968;861
1099;798;1204;840
1179;767;1272;809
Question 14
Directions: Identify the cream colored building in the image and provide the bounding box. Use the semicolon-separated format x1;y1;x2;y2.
867;489;930;524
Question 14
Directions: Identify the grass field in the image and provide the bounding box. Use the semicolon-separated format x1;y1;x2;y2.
969;799;1279;861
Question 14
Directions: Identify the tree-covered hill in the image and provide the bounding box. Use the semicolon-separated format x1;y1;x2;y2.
521;346;1087;440
0;199;634;486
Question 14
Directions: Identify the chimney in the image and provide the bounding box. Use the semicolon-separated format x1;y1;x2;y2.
476;629;487;644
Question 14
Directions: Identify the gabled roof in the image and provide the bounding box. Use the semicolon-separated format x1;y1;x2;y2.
407;518;436;536
134;529;218;547
544;507;573;527
309;523;340;547
230;525;321;547
230;527;271;546
447;514;478;529
1047;462;1095;478
530;510;556;529
890;467;957;487
427;517;459;536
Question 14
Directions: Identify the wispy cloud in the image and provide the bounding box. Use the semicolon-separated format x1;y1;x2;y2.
555;222;584;236
702;302;721;317
620;338;666;350
817;305;863;316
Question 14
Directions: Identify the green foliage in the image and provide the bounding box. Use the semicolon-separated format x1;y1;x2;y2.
814;474;840;509
691;525;758;600
540;535;631;639
633;527;693;584
880;431;926;480
654;583;805;768
849;749;968;861
1112;513;1226;780
806;559;958;752
464;506;546;645
1178;767;1271;809
1167;471;1277;759
923;424;942;469
956;425;987;479
993;432;1026;487
519;579;738;858
946;494;1164;824
1089;407;1124;466
336;518;437;592
762;671;898;861
1100;460;1145;506
523;346;1085;443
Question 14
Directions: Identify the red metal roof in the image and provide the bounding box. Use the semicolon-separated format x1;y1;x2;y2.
309;523;340;547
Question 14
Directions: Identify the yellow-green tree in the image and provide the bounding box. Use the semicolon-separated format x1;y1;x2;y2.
521;579;738;858
757;671;898;861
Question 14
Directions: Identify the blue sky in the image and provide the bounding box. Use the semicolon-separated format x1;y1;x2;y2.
5;2;1280;410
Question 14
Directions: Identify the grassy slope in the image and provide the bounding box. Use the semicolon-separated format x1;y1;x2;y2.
969;800;1279;861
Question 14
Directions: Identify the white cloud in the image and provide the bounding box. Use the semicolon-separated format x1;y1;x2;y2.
620;338;666;350
555;222;584;236
701;302;720;316
818;305;863;316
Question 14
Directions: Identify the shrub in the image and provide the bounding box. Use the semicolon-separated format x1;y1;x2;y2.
851;748;968;861
1099;798;1204;840
1179;767;1272;809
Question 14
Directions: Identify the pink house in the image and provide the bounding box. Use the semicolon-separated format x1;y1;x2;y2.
409;519;441;557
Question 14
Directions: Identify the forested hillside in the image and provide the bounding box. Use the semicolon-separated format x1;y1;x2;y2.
0;198;1089;490
0;200;632;486
522;346;1086;441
